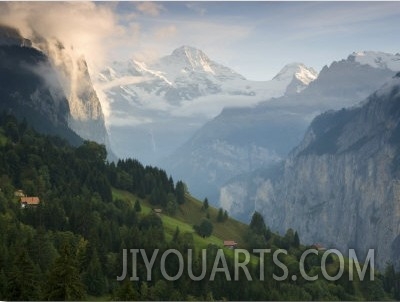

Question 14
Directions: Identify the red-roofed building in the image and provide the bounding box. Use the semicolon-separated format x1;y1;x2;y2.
311;243;326;251
223;240;238;249
20;197;40;208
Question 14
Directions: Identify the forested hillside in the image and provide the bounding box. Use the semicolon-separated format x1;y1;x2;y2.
0;113;398;301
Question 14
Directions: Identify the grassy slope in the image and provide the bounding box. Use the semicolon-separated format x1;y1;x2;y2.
112;188;249;251
111;188;373;300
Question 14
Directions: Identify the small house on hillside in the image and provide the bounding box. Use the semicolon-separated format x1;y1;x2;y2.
311;243;326;252
153;208;162;215
20;197;40;208
223;240;238;249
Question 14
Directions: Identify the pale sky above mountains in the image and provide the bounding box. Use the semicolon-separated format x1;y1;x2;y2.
114;1;400;80
1;1;400;80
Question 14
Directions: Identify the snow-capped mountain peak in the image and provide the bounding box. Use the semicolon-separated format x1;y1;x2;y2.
349;51;400;71
270;62;318;94
273;62;318;85
295;64;318;85
151;45;248;83
170;45;213;71
154;45;215;79
171;45;206;58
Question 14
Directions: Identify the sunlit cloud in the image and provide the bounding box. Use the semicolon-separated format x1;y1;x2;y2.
0;2;123;70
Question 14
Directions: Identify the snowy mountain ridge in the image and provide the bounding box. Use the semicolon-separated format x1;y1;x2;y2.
273;62;317;84
97;45;318;162
98;45;318;101
153;45;244;82
350;51;400;71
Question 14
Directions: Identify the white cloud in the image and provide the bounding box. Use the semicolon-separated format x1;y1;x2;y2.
0;2;123;70
97;76;151;91
135;2;164;17
109;112;153;127
170;94;265;119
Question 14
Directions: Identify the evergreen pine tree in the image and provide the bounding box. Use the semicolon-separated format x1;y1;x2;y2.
217;208;224;222
7;249;40;301
250;211;268;235
223;210;228;221
140;282;149;300
114;279;137;300
206;291;215;301
194;219;213;237
0;269;6;299
31;226;58;273
44;242;86;300
83;248;107;296
134;199;142;212
76;238;89;274
175;181;186;204
294;231;300;248
395;273;400;300
203;198;209;210
166;199;177;215
173;226;180;242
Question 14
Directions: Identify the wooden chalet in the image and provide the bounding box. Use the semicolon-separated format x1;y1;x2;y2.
20;197;40;208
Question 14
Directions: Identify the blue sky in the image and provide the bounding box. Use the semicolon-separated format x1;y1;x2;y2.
110;1;400;80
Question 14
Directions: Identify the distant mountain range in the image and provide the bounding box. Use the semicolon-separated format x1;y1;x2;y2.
221;72;400;269
97;45;317;164
162;51;400;203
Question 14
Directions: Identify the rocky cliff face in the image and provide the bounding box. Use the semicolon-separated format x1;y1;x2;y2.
166;52;398;203
222;74;400;269
0;26;82;145
0;25;114;158
34;37;113;157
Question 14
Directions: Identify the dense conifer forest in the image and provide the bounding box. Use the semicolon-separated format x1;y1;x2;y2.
0;113;399;301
